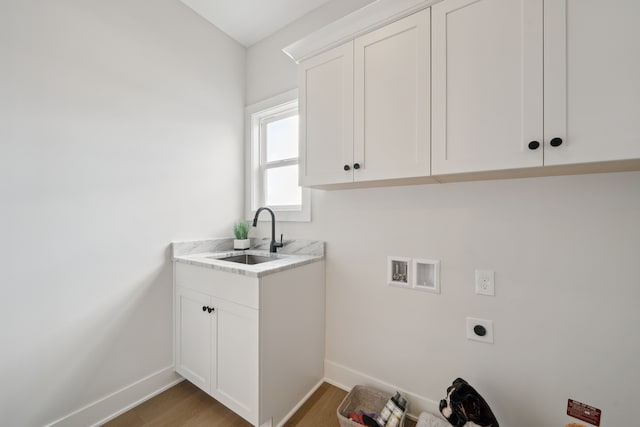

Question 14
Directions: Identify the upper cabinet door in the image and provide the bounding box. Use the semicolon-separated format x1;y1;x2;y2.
353;8;431;182
299;42;354;187
544;0;640;165
432;0;544;175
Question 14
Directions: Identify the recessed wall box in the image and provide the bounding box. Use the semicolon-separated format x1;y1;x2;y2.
412;259;440;293
388;256;411;287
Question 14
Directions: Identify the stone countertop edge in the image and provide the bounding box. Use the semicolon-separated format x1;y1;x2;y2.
170;238;325;278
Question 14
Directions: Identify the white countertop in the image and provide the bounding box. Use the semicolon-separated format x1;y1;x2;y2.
171;238;325;278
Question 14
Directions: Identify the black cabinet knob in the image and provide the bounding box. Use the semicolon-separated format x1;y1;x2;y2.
207;307;214;313
202;306;207;312
343;164;350;171
353;163;360;170
550;137;563;147
528;141;540;150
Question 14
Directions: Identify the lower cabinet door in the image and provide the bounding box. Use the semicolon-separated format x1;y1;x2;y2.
175;286;211;392
210;297;260;425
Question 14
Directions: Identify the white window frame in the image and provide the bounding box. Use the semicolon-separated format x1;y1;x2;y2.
245;89;310;222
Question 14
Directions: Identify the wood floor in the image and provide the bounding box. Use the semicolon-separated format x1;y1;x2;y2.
103;381;416;427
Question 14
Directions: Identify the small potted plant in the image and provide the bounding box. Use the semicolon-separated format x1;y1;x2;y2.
233;220;251;250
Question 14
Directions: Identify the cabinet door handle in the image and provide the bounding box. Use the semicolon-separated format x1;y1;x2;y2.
353;163;360;170
550;137;563;147
343;164;351;171
202;306;207;312
207;307;215;313
528;141;540;150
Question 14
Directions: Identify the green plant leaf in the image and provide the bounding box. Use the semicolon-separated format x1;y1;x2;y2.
233;221;250;239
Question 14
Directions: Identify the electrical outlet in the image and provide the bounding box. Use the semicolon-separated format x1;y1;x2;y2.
466;317;494;343
475;270;495;296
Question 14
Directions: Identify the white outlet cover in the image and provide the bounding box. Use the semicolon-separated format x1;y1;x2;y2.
475;269;495;296
466;317;494;343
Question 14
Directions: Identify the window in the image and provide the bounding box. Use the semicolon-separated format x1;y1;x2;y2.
246;89;310;222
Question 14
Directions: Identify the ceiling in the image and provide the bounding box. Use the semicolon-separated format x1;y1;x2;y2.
179;0;336;47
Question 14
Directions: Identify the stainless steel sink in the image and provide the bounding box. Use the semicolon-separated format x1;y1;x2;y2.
211;254;277;265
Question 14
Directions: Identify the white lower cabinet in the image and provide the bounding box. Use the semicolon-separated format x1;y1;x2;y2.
176;286;259;421
175;286;214;393
174;261;325;426
213;297;259;417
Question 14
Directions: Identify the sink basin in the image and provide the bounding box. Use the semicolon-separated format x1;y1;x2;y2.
212;254;277;265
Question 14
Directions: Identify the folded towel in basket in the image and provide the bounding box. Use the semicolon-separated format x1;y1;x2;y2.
416;411;449;427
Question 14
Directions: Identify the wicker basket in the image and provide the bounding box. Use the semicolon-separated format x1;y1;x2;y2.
337;385;406;427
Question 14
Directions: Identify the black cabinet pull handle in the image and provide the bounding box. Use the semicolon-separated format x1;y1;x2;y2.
528;141;540;150
207;307;214;313
202;306;207;312
550;137;563;147
353;163;360;170
343;164;350;171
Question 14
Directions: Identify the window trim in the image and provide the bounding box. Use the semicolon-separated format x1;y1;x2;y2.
245;89;310;222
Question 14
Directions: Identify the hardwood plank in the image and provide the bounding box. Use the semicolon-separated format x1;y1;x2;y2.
102;410;145;427
102;381;250;427
134;381;201;423
284;382;347;427
103;380;416;427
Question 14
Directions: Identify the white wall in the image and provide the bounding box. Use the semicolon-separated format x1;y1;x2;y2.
0;1;245;425
247;4;640;426
245;0;375;105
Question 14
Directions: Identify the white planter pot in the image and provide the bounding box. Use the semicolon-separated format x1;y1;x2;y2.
233;239;250;250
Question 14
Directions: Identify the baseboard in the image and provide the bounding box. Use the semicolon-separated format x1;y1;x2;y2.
324;359;443;420
46;366;182;427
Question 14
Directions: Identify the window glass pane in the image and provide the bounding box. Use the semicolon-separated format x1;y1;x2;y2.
266;115;298;162
265;165;301;206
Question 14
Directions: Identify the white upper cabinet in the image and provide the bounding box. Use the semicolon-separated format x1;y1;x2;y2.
432;0;544;175
544;0;640;165
298;0;640;185
432;0;640;175
353;9;431;182
299;9;430;187
299;42;354;187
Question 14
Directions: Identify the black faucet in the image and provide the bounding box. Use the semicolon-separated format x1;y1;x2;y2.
252;207;283;253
